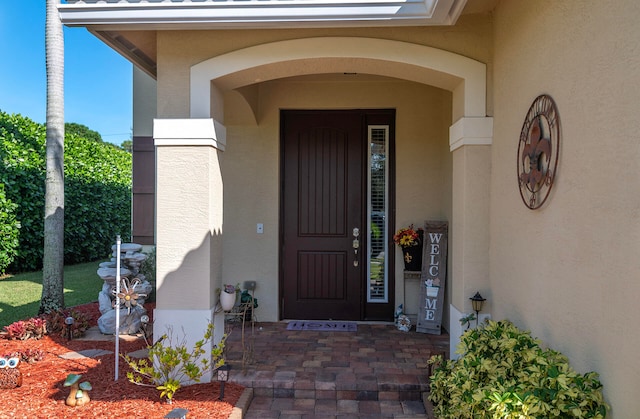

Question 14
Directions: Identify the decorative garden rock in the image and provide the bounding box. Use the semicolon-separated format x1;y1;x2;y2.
98;301;150;335
97;267;132;286
112;243;142;254
96;242;152;335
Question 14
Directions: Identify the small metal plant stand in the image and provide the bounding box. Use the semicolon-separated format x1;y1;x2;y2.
224;281;257;372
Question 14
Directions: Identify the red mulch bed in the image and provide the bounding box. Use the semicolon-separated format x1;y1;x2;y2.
0;302;243;419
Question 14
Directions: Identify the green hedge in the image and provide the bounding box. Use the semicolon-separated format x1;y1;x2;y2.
0;111;132;272
0;183;20;274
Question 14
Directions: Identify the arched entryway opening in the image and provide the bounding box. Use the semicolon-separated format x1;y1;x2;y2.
154;37;492;351
190;37;487;121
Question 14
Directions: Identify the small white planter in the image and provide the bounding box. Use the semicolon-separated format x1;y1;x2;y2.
220;291;236;311
426;286;440;297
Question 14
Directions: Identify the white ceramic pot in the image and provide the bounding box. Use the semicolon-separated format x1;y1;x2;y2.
220;291;236;311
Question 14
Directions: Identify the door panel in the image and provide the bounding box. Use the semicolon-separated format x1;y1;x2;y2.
281;110;363;320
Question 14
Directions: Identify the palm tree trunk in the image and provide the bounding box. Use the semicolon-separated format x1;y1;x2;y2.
40;0;65;314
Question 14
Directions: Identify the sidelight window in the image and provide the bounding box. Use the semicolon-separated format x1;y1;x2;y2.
367;126;389;302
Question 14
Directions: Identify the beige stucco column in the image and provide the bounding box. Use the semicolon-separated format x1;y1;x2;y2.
152;118;227;383
448;116;493;357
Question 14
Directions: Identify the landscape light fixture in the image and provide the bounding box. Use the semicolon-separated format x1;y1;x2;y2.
470;292;486;327
217;364;232;400
65;316;75;340
140;314;150;346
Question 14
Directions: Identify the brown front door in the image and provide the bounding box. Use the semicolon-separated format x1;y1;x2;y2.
281;110;364;320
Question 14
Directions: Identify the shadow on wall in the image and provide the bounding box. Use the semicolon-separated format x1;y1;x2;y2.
152;229;227;368
157;229;223;310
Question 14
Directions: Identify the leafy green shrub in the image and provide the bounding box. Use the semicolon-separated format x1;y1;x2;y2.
428;319;608;419
0;112;45;271
64;133;132;264
0;111;132;271
123;322;227;403
66;122;103;143
0;183;20;274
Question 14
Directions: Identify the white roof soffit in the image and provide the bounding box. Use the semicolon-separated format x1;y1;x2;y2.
59;0;468;29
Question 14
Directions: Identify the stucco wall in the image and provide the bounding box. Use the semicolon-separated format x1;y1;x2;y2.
491;1;640;416
450;144;491;311
221;78;452;322
132;66;156;137
155;146;223;309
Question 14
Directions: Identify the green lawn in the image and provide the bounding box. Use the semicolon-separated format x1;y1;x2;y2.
0;261;105;328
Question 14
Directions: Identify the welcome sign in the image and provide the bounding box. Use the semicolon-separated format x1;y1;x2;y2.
416;221;448;334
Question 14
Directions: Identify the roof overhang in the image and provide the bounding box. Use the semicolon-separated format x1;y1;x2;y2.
59;0;468;29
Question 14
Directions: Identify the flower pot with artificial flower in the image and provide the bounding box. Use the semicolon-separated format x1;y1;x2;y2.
220;284;238;311
393;224;424;271
425;278;441;297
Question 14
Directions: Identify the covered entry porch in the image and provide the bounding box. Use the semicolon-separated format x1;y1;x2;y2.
152;37;493;363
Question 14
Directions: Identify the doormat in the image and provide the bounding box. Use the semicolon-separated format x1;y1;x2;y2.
286;321;357;332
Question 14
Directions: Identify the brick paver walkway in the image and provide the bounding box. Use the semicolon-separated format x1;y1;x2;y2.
224;321;449;418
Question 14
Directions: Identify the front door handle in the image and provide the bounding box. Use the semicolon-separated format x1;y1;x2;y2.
352;227;360;266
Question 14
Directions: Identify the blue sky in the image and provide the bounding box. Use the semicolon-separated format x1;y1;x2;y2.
0;2;133;146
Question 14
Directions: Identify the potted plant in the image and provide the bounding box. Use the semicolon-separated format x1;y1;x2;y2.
220;284;238;311
239;289;258;321
393;224;423;271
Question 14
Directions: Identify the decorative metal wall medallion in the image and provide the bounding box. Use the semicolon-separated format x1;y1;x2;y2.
517;94;561;209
